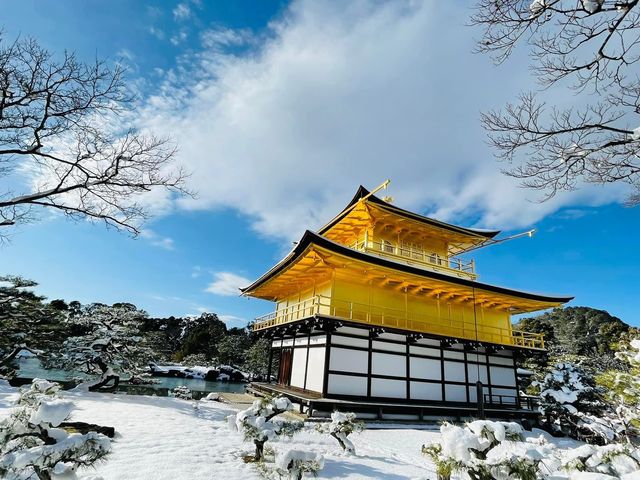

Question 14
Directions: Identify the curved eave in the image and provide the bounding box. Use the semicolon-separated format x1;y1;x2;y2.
241;230;574;305
318;186;501;240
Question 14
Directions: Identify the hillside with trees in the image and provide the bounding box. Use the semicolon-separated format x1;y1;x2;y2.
516;306;634;374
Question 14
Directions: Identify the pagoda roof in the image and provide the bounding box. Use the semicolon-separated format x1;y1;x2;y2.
241;230;573;308
318;185;501;241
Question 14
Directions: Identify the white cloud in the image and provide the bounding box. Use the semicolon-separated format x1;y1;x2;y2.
218;314;249;326
173;3;191;20
140;229;175;250
170;30;188;46
206;271;251;296
148;26;165;40
135;0;628;243
191;265;203;278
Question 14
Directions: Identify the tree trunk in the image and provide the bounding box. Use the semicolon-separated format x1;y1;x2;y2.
331;432;347;451
60;421;116;437
88;357;120;392
34;467;52;480
254;440;265;461
0;345;39;367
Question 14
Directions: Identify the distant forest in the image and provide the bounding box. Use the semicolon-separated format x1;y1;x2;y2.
0;275;269;383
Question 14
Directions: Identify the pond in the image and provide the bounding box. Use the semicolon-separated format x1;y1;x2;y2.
16;358;247;398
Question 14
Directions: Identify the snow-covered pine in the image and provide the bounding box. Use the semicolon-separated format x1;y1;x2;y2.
560;443;640;477
52;303;156;392
315;411;364;454
227;395;303;461
0;379;110;480
172;386;193;400
275;449;324;480
597;337;640;443
536;362;613;443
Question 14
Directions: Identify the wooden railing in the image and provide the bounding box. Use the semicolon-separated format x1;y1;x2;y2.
350;238;476;280
252;295;544;350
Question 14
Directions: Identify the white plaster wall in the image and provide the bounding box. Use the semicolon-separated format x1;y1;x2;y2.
468;385;491;403
327;374;367;396
371;378;406;398
409;346;440;357
467;364;488;383
309;335;327;345
491;387;518;403
305;347;325;393
443;351;464;360
372;340;405;353
331;335;369;348
289;348;308;389
410;382;442;401
378;333;406;342
409;357;441;380
490;366;516;386
445;384;467;402
271;340;282;348
490;355;514;366
337;326;369;337
282;338;294;347
444;361;466;382
329;347;368;374
372;352;406;377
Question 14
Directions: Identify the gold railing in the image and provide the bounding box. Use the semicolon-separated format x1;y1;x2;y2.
252;295;544;350
350;239;476;280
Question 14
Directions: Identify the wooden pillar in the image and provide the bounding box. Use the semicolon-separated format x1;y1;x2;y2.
267;343;274;383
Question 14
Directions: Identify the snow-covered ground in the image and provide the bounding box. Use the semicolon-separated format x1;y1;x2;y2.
0;382;439;479
5;381;614;480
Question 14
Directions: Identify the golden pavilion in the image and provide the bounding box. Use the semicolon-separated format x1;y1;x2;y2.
243;183;571;419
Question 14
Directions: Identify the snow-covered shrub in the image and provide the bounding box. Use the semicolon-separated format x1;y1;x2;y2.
560;443;640;477
315;411;364;454
422;420;545;480
228;395;303;461
421;444;462;480
275;449;324;480
535;362;612;443
597;338;640;443
172;386;193;400
0;379;110;479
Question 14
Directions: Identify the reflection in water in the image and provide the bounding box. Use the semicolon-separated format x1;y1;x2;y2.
16;358;246;397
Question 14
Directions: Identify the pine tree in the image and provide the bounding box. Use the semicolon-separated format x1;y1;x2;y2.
228;395;303;461
52;303;156;391
0;379;110;479
535;363;612;443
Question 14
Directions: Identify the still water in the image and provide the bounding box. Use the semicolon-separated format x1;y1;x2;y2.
17;358;246;396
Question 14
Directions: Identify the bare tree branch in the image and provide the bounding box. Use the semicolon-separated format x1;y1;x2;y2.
0;34;192;237
471;0;640;204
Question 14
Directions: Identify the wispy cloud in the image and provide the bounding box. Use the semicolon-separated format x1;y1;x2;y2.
218;314;249;326
148;26;165;40
170;30;188;46
205;272;251;296
191;266;203;278
173;3;191;20
140;229;175;250
555;208;596;220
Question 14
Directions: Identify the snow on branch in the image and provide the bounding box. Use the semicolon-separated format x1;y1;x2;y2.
0;379;111;480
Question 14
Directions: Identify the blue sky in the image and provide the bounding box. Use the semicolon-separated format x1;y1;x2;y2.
2;1;639;328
